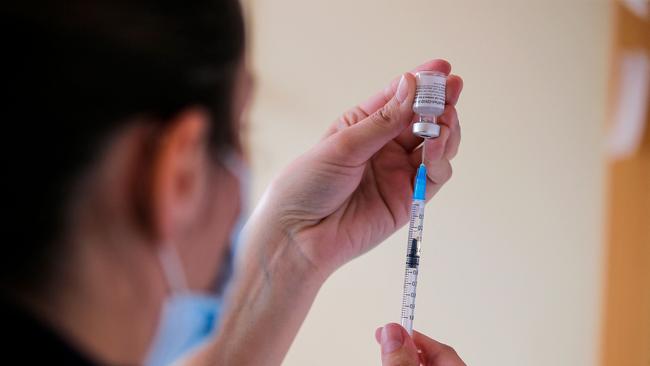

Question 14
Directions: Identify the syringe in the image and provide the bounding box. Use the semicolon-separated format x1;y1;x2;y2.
400;163;427;335
399;70;446;334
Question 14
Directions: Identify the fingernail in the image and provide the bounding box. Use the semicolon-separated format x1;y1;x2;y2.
396;75;408;104
380;323;404;354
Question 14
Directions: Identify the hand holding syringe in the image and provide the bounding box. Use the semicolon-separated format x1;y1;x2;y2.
217;61;461;365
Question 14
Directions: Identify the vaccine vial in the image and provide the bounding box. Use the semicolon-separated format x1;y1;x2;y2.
412;71;446;138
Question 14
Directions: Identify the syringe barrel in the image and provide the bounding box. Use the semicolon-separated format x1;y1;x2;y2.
401;164;428;334
401;199;425;335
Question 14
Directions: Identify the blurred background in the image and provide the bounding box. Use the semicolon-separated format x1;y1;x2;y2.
243;1;648;365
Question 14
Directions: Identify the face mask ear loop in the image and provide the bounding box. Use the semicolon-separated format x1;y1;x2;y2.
219;150;246;182
158;245;189;294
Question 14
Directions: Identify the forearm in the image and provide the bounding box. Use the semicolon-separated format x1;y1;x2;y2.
188;209;326;366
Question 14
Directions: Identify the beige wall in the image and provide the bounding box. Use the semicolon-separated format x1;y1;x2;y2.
246;1;610;365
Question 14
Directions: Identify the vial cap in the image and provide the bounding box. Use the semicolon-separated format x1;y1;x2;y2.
412;122;441;139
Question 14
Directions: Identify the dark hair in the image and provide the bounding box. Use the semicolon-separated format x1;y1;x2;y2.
1;0;245;294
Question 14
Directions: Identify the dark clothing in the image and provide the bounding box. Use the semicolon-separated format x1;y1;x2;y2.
2;296;96;365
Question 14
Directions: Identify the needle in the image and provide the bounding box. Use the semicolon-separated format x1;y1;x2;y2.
421;140;426;164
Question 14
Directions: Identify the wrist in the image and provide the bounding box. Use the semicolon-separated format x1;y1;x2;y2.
242;205;330;289
198;208;328;366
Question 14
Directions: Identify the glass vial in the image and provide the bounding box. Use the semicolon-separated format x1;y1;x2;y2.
412;71;446;138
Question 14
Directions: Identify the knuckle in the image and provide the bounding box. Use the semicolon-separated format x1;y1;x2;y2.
339;106;367;129
371;104;396;128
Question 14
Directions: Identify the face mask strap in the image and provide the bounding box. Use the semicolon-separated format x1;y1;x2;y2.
219;150;248;183
157;245;189;294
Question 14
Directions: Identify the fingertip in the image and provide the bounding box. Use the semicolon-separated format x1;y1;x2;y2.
427;58;451;75
414;59;452;76
403;72;417;106
436;59;452;75
400;72;416;89
375;327;383;344
393;73;417;131
380;323;406;355
383;322;404;334
446;75;464;106
383;323;414;345
448;74;463;87
396;72;417;106
404;71;417;84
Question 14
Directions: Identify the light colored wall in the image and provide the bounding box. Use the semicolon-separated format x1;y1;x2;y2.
246;1;610;365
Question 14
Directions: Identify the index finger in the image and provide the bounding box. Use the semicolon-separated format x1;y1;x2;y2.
358;59;452;116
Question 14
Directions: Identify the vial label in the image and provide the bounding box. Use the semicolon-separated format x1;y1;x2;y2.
414;76;445;109
412;72;446;118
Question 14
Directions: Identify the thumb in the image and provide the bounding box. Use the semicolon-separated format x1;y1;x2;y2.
376;323;420;366
327;73;415;166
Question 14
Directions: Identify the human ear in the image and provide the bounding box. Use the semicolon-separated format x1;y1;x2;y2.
150;108;210;244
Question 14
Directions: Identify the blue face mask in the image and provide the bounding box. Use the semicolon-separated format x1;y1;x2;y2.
144;246;222;366
145;154;249;366
144;290;222;366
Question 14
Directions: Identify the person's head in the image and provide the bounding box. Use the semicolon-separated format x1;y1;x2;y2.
2;0;249;362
